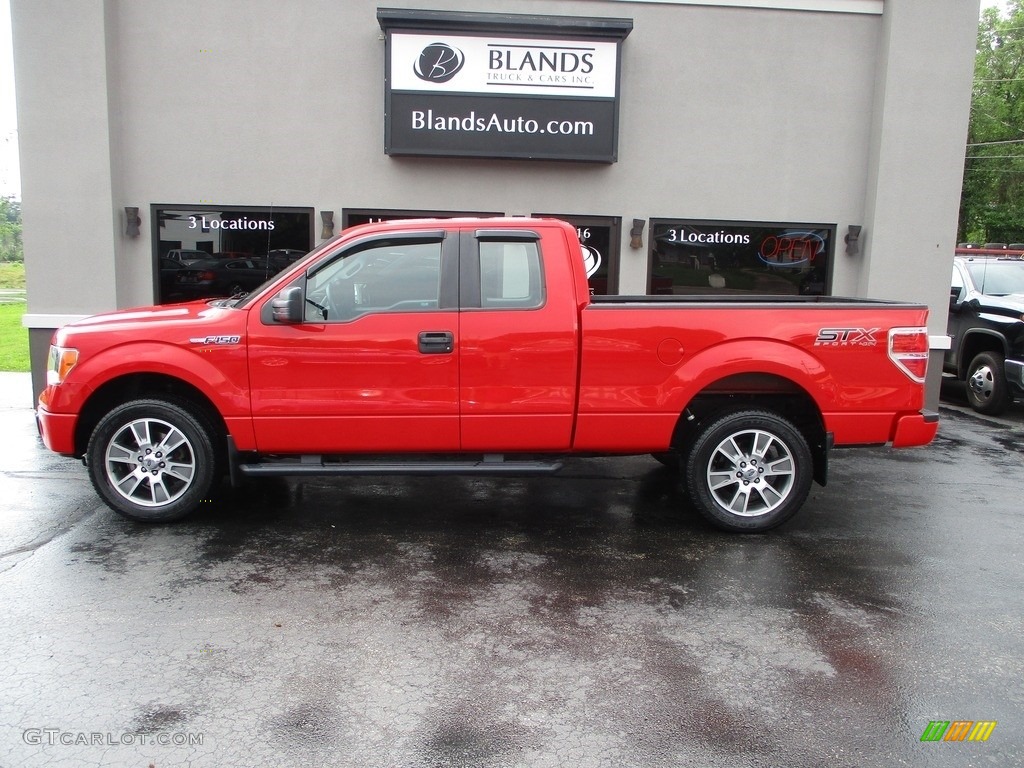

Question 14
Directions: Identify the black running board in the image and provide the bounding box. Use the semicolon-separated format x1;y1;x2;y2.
229;455;561;485
237;459;563;478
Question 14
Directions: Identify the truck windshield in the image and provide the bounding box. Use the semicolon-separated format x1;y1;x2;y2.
966;261;1024;296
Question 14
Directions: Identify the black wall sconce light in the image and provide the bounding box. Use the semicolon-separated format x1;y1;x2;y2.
125;207;141;237
630;218;646;250
844;225;862;256
321;210;335;240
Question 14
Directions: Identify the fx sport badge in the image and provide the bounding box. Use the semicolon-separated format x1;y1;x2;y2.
414;43;465;83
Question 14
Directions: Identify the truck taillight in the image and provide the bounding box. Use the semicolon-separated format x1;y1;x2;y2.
888;327;929;383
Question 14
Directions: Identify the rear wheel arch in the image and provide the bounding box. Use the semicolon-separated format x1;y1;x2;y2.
669;374;828;486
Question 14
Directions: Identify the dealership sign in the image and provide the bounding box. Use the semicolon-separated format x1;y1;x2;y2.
378;9;632;163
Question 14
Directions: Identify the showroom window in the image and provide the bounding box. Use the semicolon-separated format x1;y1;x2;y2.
342;208;501;229
534;214;620;295
648;219;834;296
153;205;313;304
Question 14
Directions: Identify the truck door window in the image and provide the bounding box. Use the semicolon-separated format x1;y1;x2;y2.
965;260;1024;296
479;241;544;309
306;240;442;321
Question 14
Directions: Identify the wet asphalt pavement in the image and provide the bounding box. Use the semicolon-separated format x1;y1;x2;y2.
0;372;1021;767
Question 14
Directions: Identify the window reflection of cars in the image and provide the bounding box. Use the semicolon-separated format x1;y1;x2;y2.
175;258;282;298
799;266;826;295
159;257;185;301
267;249;308;269
164;249;208;265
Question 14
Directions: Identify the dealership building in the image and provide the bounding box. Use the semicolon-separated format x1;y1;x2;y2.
12;0;978;405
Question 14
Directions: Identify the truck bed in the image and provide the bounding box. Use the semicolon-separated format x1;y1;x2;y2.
590;294;926;308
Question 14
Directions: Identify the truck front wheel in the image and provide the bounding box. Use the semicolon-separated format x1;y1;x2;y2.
685;409;813;532
965;350;1011;415
86;399;216;522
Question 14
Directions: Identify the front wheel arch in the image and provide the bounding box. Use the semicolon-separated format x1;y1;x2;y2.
74;373;226;459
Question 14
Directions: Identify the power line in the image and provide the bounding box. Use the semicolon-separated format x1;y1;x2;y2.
967;138;1024;146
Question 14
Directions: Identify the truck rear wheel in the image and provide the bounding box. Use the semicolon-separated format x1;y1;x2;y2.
86;399;216;522
684;408;812;532
965;350;1011;415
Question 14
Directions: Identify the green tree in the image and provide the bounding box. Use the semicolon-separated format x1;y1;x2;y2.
0;196;22;262
960;2;1024;244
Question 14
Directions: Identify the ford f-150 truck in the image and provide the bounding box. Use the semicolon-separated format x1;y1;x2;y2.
37;218;938;532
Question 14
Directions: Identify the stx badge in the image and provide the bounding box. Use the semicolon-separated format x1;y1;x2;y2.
814;327;879;347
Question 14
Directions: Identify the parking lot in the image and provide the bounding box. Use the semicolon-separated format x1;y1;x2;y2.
0;371;1021;767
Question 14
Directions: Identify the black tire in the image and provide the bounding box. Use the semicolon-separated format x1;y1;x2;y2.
684;409;813;532
86;399;217;522
965;351;1011;415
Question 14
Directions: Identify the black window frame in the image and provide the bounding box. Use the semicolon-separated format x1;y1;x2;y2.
460;229;545;310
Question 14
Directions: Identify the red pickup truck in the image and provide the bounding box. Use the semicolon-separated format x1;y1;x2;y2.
37;218;937;531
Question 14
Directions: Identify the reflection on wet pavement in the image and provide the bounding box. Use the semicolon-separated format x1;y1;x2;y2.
0;373;1021;766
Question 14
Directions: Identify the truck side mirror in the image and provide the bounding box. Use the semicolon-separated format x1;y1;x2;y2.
949;286;961;311
271;286;304;324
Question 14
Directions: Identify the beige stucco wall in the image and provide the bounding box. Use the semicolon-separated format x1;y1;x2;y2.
13;0;977;404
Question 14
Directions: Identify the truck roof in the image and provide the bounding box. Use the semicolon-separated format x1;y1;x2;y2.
342;216;568;237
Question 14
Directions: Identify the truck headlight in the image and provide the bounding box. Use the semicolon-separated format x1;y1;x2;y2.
46;346;79;386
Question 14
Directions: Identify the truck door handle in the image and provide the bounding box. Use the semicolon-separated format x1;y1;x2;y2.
418;331;454;354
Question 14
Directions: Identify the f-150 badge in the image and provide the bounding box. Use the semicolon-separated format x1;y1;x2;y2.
190;335;242;345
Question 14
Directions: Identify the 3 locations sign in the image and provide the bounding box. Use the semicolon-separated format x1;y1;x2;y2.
378;9;632;163
650;220;835;296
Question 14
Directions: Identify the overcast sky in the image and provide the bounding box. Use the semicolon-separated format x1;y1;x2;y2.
0;0;1010;201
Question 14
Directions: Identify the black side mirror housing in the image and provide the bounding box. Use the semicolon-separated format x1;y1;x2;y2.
271;286;304;324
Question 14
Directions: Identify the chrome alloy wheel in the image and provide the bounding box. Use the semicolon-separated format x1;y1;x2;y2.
705;429;797;517
969;362;997;403
103;417;197;507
